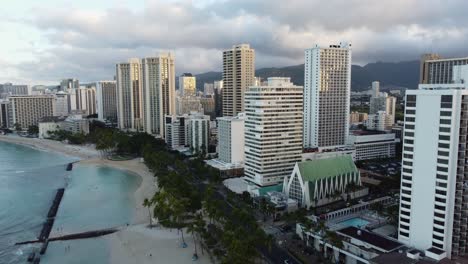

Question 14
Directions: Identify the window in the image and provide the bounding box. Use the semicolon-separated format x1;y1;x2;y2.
400;231;409;237
433;234;444;241
435;204;446;211
405;132;414;137
435;189;447;196
407;95;417;102
405;124;415;130
439;127;451;133
405;139;414;144
440;119;451;125
438;151;449;157
400;217;410;223
437;166;448;173
406;117;416;122
402;176;412;181
406;109;416;115
436;174;448;181
403;168;412;173
437;158;449;165
435;197;446;203
401;210;410;216
438;143;450;149
404;146;414;152
434;219;445;226
440;111;452;117
439;135;450;141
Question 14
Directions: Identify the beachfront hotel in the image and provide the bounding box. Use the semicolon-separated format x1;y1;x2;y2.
8;95;55;129
116;58;144;131
303;42;351;149
244;77;303;187
141;54;176;138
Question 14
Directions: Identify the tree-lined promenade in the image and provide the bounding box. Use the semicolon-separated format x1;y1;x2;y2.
46;121;274;264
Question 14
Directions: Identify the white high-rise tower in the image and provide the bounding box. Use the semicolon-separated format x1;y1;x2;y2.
303;42;351;149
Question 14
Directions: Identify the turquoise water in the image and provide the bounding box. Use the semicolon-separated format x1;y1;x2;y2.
337;217;370;229
0;141;140;264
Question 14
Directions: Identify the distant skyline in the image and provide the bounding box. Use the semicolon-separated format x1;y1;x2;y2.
1;0;468;85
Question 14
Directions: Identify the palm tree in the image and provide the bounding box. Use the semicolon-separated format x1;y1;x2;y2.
187;222;199;259
143;198;153;228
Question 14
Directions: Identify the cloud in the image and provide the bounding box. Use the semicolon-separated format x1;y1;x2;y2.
4;0;468;84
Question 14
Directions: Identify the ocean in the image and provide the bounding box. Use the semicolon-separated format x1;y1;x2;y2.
0;141;140;263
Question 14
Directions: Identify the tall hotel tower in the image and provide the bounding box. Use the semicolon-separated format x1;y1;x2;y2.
116;58;143;131
303;42;351;149
222;44;255;117
141;54;176;138
398;65;468;260
244;77;303;186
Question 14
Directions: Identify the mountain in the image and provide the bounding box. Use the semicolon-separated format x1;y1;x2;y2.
195;60;420;92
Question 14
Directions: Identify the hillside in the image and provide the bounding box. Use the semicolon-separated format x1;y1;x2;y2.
195;60;420;92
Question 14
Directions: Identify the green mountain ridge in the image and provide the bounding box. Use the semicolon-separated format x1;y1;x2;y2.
195;60;420;92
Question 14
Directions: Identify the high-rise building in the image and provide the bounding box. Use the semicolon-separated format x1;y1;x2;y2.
420;53;468;84
8;95;55;129
398;65;468;260
179;73;196;97
116;58;143;131
366;111;394;131
303;42;351;149
188;113;210;154
222;44;255;116
141;54;176;137
203;83;214;96
60;79;79;91
217;113;245;165
96;81;117;122
371;81;380;97
0;83;29;99
200;96;215;119
176;96;203;116
165;115;189;150
244;77;303;186
54;92;69;116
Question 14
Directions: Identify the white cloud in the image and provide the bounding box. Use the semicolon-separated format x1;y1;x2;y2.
2;0;468;84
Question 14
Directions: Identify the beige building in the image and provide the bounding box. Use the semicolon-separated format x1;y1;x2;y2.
8;95;55;130
141;54;176;138
116;58;143;131
244;77;303;187
349;111;368;124
222;44;255;116
176;96;203;115
179;73;196;96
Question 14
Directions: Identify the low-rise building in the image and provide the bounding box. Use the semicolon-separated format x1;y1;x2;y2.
283;155;364;208
61;115;90;135
38;116;66;138
366;111;393;131
347;131;397;161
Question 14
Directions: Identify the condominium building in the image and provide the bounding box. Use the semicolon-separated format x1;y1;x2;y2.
116;58;143;131
203;83;214;96
141;54;176;137
420;53;468;84
200;96;215;118
366;111;394;131
303;42;351;149
398;65;468;260
217;113;245;165
349;111;368;124
188;113;210;154
176;96;203;115
96;81;117;122
8;95;55;129
179;73;196;97
222;44;255;116
165;115;189;150
244;77;303;186
54;92;69;117
60;78;79;91
369;81;396;126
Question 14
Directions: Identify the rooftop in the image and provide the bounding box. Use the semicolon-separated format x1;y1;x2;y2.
338;226;403;252
297;155;358;182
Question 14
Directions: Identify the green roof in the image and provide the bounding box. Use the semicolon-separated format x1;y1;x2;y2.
298;155;358;182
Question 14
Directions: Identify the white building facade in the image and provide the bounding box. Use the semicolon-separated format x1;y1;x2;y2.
398;65;468;259
244;77;303;186
116;58;143;131
188;113;210;154
347;132;396;161
303;42;351;149
217;113;245;165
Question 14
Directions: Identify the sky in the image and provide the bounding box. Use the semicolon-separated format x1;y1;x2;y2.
1;0;468;85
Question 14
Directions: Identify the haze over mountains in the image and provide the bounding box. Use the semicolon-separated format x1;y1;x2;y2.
196;60;420;92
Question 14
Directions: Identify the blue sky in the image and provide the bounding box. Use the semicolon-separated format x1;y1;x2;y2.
1;0;468;85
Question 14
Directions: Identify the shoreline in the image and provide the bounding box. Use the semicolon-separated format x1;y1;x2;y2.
0;135;212;263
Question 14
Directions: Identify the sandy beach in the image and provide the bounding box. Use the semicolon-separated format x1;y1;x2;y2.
0;135;213;263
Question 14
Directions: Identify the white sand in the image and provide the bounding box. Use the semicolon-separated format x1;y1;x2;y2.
0;135;100;159
0;135;214;263
107;225;212;264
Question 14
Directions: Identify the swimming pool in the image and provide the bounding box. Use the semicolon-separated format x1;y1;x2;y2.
335;217;370;229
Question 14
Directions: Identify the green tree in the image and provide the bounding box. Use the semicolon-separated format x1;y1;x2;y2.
14;123;22;132
27;125;39;135
143;198;153;228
